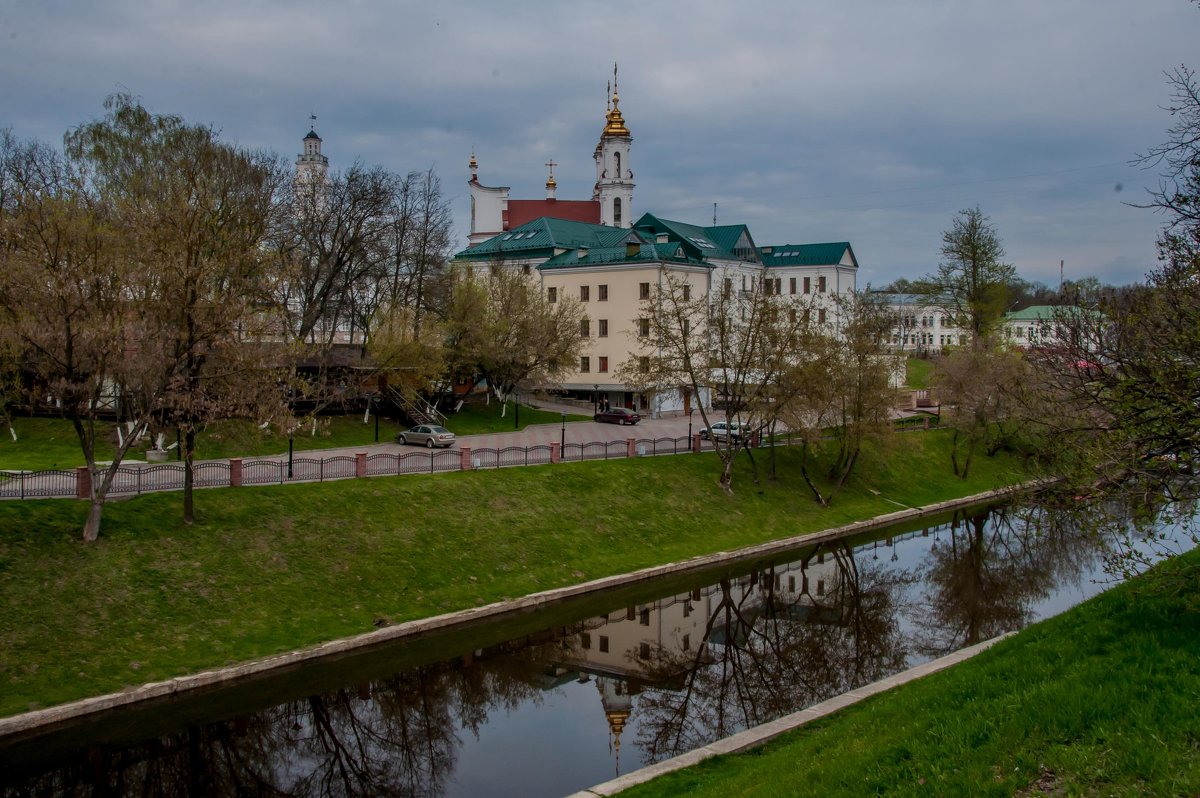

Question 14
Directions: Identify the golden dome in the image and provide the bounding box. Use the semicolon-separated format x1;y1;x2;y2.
602;90;630;137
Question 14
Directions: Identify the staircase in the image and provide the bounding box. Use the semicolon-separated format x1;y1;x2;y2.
390;389;447;427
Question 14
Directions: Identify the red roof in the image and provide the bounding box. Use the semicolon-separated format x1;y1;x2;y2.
506;199;600;228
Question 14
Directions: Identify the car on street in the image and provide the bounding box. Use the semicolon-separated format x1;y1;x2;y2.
397;424;456;448
594;407;641;425
699;420;745;443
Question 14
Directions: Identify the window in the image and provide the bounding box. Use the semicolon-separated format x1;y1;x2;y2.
598;319;608;337
580;356;590;373
682;319;690;336
638;318;650;337
580;285;590;302
639;608;650;626
614;151;621;177
819;275;827;293
598;356;608;373
522;264;530;275
788;575;796;592
626;606;636;621
639;642;650;659
773;278;782;295
638;356;650;371
818;308;827;324
599;635;609;653
683;283;691;301
790;277;797;294
547;286;557;303
598;284;608;301
723;278;732;298
803;277;811;294
613;197;622;227
639;282;650;300
816;579;826;597
580;318;590;337
682;634;690;651
581;633;591;650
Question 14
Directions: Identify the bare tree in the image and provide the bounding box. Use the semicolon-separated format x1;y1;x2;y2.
622;267;810;494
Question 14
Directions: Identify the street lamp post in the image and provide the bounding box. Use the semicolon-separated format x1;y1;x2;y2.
560;411;566;451
688;408;693;440
593;384;599;414
287;434;294;479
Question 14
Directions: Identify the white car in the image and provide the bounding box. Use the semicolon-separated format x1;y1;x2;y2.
699;420;745;443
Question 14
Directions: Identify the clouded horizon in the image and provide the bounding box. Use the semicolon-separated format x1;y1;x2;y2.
3;0;1195;288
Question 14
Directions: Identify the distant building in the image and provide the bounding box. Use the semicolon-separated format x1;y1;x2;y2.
874;293;969;355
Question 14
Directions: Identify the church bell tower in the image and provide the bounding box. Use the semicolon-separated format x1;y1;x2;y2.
593;65;634;228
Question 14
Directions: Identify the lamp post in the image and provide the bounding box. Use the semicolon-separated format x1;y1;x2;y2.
287;434;294;479
373;396;380;442
688;408;693;440
560;411;566;450
593;384;599;414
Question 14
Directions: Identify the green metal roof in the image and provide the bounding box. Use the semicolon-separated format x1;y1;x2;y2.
538;241;706;270
1005;305;1066;321
454;217;633;261
757;242;856;268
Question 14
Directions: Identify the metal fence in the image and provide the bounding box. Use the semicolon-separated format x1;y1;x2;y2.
0;417;943;501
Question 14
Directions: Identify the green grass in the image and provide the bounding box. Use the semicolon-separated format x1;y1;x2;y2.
905;356;935;389
0;430;1026;718
0;415;411;470
441;399;590;436
621;549;1200;798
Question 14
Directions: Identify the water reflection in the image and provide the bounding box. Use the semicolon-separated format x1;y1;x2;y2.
2;500;1165;797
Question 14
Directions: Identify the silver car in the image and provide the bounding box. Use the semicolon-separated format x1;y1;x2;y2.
397;424;456;448
699;420;745;443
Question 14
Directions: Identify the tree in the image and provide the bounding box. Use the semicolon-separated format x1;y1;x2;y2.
65;94;287;526
622;266;809;494
927;207;1015;340
444;264;584;412
0;132;146;540
776;291;896;505
933;343;1029;479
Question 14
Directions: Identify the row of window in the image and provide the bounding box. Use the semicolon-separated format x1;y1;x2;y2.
548;282;689;303
580;319;610;338
579;356;609;373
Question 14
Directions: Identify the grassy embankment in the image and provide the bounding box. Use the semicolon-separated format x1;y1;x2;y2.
621;548;1200;797
905;356;935;389
0;430;1025;718
0;403;590;470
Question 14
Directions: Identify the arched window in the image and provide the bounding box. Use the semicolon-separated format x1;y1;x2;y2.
613;197;622;227
614;152;621;178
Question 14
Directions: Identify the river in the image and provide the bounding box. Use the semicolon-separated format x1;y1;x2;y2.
0;498;1191;797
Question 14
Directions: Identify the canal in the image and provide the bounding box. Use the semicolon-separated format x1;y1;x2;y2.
0;499;1188;796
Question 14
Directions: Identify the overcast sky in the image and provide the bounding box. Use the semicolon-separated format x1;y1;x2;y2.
2;0;1196;287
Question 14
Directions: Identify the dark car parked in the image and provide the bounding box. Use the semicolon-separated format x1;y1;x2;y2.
594;407;641;425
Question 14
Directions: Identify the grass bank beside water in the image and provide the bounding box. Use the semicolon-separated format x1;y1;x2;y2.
0;430;1025;719
619;548;1200;798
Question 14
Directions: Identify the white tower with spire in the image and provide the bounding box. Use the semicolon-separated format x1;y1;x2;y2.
593;64;634;228
295;117;329;189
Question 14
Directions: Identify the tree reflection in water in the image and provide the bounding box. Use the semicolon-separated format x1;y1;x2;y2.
4;652;554;797
630;542;911;762
910;504;1113;656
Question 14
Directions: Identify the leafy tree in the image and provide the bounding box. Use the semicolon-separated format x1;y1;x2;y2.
777;291;895;505
933;343;1028;479
0;132;145;540
445;264;584;414
927;207;1015;340
66;94;287;526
